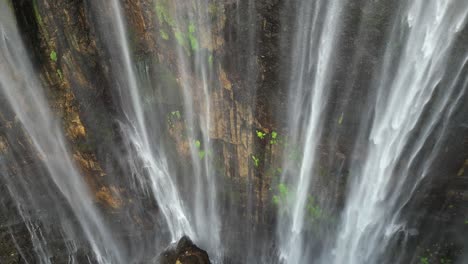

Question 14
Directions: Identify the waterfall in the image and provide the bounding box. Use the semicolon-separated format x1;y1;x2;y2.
170;1;221;256
1;0;467;263
278;0;468;263
88;0;224;259
87;0;194;241
329;1;468;263
278;0;345;262
0;2;122;263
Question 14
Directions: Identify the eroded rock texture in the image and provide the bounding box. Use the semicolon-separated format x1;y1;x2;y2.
0;0;467;263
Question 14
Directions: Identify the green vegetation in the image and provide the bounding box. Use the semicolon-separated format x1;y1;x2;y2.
154;1;200;53
256;130;267;139
208;3;218;15
270;131;278;144
198;150;206;159
188;23;196;34
194;139;206;160
208;54;214;66
305;195;323;223
160;30;169;40
271;182;328;226
155;0;175;27
187;22;199;51
56;69;63;81
420;257;429;264
174;24;199;52
338;112;344;125
188;34;199;51
32;0;43;27
272;183;288;206
174;30;185;47
166;110;182;128
171;110;181;119
252;155;260;167
32;0;50;40
194;140;201;149
50;50;57;62
464;220;468;225
440;258;452;264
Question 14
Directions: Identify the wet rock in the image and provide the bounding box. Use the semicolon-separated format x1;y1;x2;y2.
157;236;211;264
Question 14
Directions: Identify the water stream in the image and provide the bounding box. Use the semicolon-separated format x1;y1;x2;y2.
0;0;467;263
0;2;122;262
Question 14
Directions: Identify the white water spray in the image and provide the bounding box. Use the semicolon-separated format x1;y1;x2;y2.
330;1;468;263
0;3;122;263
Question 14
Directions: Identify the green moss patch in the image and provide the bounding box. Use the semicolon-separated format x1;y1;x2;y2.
50;50;58;62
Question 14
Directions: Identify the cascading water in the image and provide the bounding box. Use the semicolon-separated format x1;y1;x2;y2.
329;1;468;263
277;0;345;262
277;0;468;263
87;0;194;241
170;1;221;255
0;2;122;262
1;0;468;263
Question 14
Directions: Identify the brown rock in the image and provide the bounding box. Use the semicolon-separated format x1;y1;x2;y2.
157;236;211;264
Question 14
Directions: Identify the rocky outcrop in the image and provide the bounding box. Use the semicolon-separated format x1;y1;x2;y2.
157;236;211;264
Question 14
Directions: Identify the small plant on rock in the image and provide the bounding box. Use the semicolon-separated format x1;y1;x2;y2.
420;257;429;264
194;140;206;160
256;130;267;139
252;155;260;167
270;131;278;145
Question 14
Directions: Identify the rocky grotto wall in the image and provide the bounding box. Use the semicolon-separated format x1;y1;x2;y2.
0;0;467;263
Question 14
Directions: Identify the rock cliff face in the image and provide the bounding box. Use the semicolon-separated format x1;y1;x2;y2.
1;0;467;263
1;0;288;262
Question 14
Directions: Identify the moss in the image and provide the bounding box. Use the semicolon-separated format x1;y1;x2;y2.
32;0;43;27
272;183;288;208
305;196;323;223
171;22;200;53
252;155;260;167
160;30;169;40
187;22;199;51
270;131;279;144
155;0;175;27
188;22;196;34
208;54;213;66
50;50;58;62
208;3;218;15
198;150;205;160
56;69;63;81
174;30;186;47
420;257;429;264
188;34;199;51
31;0;51;41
